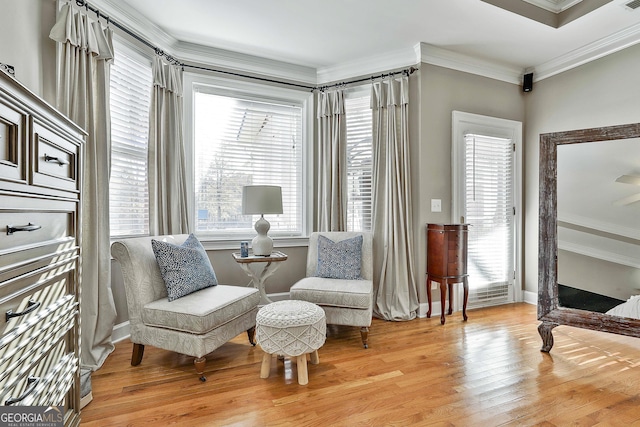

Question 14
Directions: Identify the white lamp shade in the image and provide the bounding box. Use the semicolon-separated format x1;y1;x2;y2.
242;185;283;215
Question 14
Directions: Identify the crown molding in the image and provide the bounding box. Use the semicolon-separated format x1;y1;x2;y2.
418;43;524;85
559;213;640;241
90;0;176;53
531;21;640;81
177;41;317;85
316;46;419;85
558;240;640;269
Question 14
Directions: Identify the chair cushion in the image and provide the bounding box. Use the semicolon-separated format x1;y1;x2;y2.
151;233;218;301
315;234;362;280
142;285;259;334
290;277;372;310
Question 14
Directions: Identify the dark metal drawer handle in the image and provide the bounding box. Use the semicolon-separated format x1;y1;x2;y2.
6;223;42;235
5;376;40;405
44;154;70;166
6;300;41;322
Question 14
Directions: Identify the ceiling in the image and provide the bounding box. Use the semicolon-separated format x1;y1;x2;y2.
110;0;640;83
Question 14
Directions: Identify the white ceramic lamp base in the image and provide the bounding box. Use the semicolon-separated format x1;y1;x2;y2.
252;216;273;256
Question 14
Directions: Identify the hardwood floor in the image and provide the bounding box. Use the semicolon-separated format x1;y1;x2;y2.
80;303;640;426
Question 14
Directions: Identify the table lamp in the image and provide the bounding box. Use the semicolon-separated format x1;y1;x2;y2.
242;185;283;256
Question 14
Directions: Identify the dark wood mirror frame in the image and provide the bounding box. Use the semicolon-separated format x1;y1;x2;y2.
538;122;640;352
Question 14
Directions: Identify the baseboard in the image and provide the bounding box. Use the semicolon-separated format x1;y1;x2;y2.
523;290;538;305
112;321;131;344
417;302;441;319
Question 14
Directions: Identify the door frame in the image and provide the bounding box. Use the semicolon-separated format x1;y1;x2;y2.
451;111;523;304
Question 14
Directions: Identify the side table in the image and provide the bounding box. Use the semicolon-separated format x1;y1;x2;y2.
232;251;288;305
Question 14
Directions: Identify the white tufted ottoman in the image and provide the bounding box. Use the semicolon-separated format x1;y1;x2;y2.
256;300;326;385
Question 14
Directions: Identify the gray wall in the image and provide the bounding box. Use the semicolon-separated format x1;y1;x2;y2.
523;43;640;296
0;0;57;103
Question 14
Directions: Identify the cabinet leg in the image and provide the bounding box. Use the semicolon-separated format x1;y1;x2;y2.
426;276;432;318
447;282;454;315
439;282;447;325
462;278;469;321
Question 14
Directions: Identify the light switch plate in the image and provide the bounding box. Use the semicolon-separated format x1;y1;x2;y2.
431;199;442;212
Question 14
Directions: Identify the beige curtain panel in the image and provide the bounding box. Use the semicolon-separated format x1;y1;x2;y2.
315;89;347;232
370;75;419;321
49;3;117;370
148;56;191;235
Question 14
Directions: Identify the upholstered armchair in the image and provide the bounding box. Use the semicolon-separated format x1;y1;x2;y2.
111;234;260;381
290;232;373;348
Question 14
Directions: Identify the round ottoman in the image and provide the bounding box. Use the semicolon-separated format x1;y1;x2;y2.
256;300;326;385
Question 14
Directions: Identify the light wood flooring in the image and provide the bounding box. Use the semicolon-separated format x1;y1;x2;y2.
80;303;640;426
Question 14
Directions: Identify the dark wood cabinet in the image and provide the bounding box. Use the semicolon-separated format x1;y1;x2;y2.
426;223;469;324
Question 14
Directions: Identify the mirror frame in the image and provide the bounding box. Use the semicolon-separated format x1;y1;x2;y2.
538;122;640;352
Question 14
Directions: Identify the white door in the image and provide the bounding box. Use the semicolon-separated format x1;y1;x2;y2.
452;112;522;308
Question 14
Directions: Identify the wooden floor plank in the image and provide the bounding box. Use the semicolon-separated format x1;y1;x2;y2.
80;303;640;426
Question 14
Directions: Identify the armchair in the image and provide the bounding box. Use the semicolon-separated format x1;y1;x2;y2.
111;234;260;381
290;232;373;348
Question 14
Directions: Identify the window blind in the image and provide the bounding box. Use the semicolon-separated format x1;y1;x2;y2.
345;93;373;232
464;133;514;304
109;41;152;237
193;91;303;236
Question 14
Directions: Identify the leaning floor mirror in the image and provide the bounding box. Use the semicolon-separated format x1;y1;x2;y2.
538;122;640;352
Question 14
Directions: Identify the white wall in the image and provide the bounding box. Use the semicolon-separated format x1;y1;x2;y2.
524;43;640;295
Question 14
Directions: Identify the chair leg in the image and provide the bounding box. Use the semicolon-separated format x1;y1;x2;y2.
360;327;369;349
247;326;256;346
194;357;207;382
131;343;144;366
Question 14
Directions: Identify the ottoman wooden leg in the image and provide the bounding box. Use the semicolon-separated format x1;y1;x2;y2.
260;353;272;379
310;349;320;365
296;355;308;385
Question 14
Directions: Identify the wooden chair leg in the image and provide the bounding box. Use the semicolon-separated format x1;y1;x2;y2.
194;357;207;382
247;326;256;345
260;353;272;379
310;349;320;365
131;343;144;366
296;355;308;385
360;327;369;349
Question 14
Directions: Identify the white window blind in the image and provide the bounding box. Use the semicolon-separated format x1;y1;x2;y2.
109;41;152;238
464;133;514;304
193;91;303;236
345;92;373;232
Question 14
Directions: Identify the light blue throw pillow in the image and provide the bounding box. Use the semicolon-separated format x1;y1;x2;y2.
151;234;218;301
315;235;363;280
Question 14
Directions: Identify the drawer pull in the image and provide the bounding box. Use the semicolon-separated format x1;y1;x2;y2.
44;153;70;166
6;300;41;321
6;223;42;235
5;376;40;405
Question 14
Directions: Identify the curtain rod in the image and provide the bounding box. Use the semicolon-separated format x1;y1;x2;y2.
74;0;417;92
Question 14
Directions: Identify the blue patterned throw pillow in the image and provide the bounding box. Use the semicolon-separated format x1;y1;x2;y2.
151;234;218;301
315;235;363;280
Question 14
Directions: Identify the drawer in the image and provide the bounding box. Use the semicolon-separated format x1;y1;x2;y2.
0;260;76;336
0;295;77;398
0;99;27;186
0;208;76;255
0;338;77;407
31;120;80;195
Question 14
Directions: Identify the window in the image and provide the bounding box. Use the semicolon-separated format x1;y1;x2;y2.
188;77;311;239
109;40;152;237
345;89;373;232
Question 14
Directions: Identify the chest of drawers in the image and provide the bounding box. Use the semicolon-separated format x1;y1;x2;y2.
426;223;469;325
0;70;84;426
